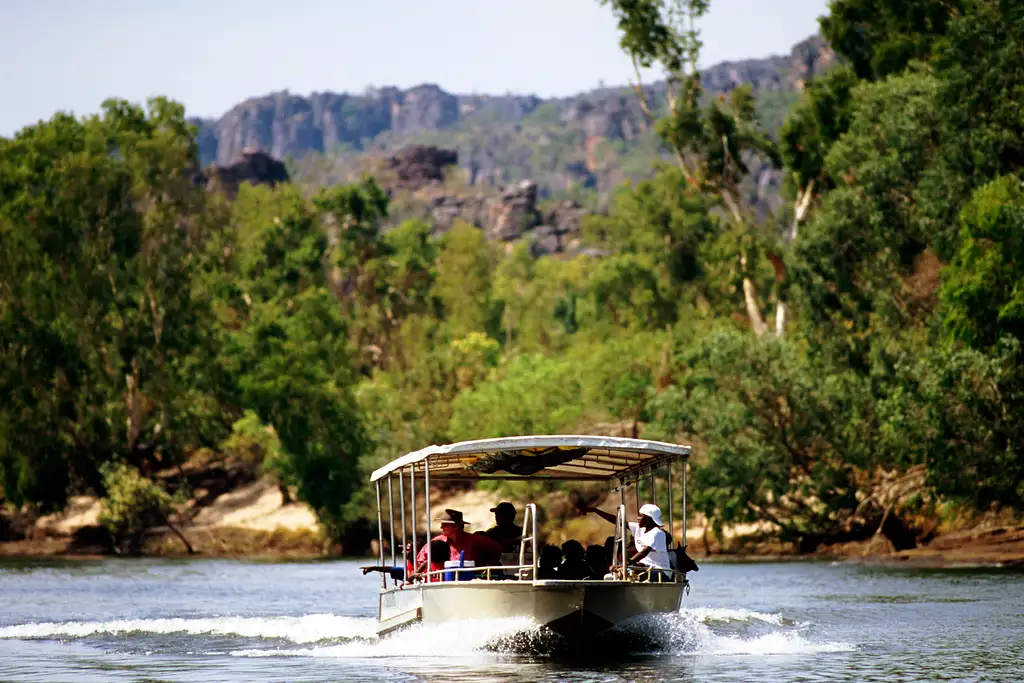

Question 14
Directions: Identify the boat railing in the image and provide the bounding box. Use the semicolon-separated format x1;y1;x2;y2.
397;500;697;585
611;503;628;575
518;502;538;580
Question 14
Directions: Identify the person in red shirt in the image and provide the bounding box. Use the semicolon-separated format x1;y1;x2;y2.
415;509;502;572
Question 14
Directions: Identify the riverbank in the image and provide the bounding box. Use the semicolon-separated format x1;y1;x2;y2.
0;478;329;559
3;477;1022;567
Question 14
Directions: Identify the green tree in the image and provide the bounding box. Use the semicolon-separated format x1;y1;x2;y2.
0;98;220;510
98;461;193;555
791;67;942;367
918;0;1024;259
941;175;1024;349
216;182;369;537
820;0;966;81
583;166;716;320
599;0;793;336
432;221;500;339
449;354;585;439
780;66;859;194
649;325;888;549
879;337;1024;510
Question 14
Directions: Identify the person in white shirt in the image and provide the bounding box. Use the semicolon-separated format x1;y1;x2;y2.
574;500;672;582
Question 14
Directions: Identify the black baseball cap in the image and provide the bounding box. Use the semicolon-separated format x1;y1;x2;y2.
489;501;516;515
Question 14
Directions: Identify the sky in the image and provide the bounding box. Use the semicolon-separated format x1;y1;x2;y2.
0;0;830;136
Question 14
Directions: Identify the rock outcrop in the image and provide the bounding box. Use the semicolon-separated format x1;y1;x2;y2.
375;145;586;255
386;145;459;190
204;149;290;198
368;144;583;254
531;200;589;256
486;180;541;241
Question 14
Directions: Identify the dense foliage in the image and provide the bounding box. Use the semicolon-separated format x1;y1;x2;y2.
3;0;1024;551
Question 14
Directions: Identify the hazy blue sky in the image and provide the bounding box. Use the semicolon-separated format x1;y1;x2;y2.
0;0;830;136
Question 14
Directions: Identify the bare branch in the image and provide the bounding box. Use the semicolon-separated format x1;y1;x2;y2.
629;55;656;123
719;187;744;225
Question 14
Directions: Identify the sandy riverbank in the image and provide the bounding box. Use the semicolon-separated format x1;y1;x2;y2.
0;478;328;558
3;478;1023;567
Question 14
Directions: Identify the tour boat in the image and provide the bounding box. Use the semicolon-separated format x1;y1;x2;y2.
367;435;696;639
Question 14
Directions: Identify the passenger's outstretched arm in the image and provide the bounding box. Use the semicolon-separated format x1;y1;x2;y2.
577;504;617;525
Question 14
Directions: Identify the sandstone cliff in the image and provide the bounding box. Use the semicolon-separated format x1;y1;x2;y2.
191;35;836;203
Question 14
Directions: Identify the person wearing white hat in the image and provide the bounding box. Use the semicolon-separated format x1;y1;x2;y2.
575;500;672;580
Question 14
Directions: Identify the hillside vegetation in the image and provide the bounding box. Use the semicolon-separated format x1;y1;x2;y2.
2;0;1024;557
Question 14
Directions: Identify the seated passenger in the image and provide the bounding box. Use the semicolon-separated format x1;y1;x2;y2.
556;539;591;580
576;500;672;582
415;509;502;569
410;539;452;582
479;501;524;553
537;544;562;579
586;543;610;579
603;535;616;562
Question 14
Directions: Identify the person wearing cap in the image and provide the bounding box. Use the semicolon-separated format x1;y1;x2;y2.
575;500;672;581
479;501;524;553
415;509;502;573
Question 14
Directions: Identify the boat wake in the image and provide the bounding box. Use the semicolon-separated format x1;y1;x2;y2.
0;614;375;644
0;606;854;658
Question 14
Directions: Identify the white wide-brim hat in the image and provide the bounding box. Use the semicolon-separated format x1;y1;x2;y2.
639;503;664;527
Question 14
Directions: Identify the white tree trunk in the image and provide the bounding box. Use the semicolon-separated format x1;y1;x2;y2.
743;277;767;337
775;301;787;337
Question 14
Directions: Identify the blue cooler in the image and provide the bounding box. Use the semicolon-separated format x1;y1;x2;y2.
443;559;476;581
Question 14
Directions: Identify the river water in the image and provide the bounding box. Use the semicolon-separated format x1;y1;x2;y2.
1;557;1021;682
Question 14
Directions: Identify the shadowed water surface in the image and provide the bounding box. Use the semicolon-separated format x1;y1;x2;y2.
1;557;1021;682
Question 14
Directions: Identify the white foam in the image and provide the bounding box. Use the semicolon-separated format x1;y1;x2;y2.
664;608;854;657
228;609;855;660
702;630;855;656
1;607;856;660
686;606;789;626
230;616;541;659
0;614;376;644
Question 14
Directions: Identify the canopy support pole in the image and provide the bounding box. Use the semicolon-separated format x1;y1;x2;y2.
399;469;407;578
650;467;657;511
424;460;432;580
409;465;417;576
682;460;688;549
667;462;674;546
375;481;385;589
388;475;396;568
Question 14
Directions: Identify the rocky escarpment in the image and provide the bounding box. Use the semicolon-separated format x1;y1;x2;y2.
191;34;837;203
192;35;838;253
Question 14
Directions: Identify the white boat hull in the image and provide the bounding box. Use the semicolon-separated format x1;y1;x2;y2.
378;580;684;638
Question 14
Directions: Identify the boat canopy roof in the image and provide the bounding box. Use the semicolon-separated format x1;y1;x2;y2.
369;435;691;483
